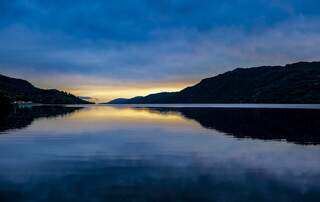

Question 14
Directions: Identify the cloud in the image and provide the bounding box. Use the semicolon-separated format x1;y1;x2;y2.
1;16;320;82
1;1;320;101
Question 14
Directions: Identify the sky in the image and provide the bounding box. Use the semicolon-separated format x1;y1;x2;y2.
1;0;320;102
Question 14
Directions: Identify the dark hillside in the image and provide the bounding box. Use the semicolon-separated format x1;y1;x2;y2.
108;61;320;104
0;74;91;104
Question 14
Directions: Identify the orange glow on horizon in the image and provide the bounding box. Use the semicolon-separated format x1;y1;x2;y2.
63;80;197;103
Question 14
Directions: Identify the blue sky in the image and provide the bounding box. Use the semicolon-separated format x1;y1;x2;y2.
1;0;320;101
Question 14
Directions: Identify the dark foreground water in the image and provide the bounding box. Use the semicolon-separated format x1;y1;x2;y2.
1;105;320;202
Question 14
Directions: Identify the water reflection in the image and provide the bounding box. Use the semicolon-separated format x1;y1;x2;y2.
0;106;82;133
0;105;320;202
144;107;320;145
2;105;320;145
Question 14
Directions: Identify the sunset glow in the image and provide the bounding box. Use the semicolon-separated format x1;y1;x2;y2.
1;1;320;102
65;81;196;102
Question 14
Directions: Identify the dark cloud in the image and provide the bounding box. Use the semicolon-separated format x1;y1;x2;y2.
0;0;303;41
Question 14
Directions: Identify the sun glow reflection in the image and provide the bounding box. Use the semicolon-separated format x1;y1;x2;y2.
69;106;195;126
28;106;200;135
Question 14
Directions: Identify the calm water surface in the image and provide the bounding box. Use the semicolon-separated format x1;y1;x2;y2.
0;105;320;202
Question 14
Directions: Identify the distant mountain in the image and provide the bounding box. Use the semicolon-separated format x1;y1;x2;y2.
108;61;320;104
0;74;92;104
107;98;132;104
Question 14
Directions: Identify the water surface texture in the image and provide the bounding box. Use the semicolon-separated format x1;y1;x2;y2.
1;105;320;202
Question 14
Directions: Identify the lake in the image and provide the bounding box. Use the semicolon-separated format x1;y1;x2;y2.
1;104;320;202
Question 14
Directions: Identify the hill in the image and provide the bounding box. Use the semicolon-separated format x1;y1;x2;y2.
0;74;92;104
108;61;320;104
0;93;11;112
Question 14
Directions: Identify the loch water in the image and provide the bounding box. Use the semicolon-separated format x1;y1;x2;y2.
0;104;320;202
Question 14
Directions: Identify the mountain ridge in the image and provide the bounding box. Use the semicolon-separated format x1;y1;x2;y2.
0;74;92;104
107;61;320;104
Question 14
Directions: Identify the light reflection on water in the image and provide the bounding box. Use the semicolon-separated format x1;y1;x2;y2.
0;105;320;202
